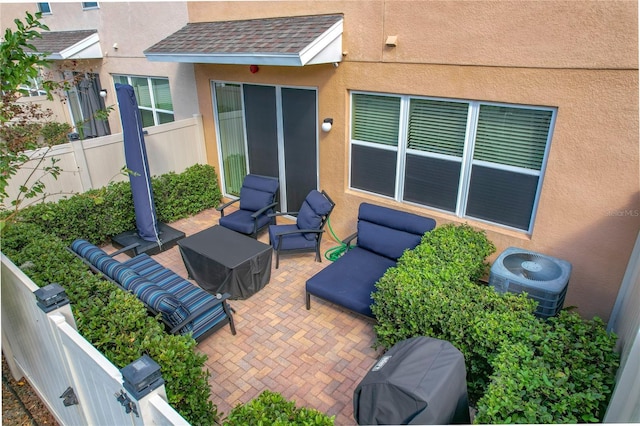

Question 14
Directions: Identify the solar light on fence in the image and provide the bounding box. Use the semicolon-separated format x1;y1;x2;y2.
33;283;70;313
121;354;164;399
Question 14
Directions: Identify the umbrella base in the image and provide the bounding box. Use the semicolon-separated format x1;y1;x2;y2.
111;222;185;257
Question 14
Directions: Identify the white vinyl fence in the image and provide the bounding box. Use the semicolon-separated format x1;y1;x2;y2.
604;231;640;422
3;115;207;209
1;253;189;425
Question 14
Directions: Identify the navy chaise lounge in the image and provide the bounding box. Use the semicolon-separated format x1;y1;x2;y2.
69;239;236;342
305;203;436;318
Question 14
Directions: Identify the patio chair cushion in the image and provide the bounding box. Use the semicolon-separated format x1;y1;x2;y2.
220;209;274;236
268;224;318;250
239;188;274;212
238;174;280;212
297;190;334;240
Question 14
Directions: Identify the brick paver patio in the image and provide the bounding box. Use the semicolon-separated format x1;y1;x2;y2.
117;207;381;425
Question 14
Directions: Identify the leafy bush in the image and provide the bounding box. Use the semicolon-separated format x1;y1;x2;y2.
475;312;618;423
153;163;222;223
13;163;221;244
372;223;619;423
41;121;73;146
224;390;335;425
1;165;225;424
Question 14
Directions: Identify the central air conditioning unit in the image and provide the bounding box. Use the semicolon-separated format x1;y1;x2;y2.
489;247;572;318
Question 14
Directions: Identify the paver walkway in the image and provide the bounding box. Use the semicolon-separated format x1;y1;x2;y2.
110;207;381;425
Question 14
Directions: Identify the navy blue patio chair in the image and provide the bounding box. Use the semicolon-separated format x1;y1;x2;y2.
268;190;335;269
217;174;279;238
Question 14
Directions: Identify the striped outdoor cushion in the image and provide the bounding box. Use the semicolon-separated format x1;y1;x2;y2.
122;254;164;277
128;279;193;334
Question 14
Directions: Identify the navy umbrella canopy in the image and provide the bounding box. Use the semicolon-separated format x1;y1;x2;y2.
115;83;160;243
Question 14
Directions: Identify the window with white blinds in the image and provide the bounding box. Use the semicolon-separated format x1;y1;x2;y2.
113;75;175;127
349;91;556;233
352;93;401;146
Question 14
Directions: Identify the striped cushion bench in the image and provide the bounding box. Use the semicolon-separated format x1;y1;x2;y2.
69;239;236;342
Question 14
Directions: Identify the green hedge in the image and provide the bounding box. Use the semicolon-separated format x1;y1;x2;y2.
224;391;334;426
372;223;619;423
15;163;222;244
1;164;223;424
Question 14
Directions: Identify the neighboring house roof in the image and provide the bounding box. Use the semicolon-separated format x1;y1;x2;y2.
30;30;102;60
144;14;344;66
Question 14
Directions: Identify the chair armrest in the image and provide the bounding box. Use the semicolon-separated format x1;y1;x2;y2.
251;202;278;219
342;232;358;248
216;198;240;216
108;243;140;258
268;211;299;218
274;228;324;237
168;292;231;334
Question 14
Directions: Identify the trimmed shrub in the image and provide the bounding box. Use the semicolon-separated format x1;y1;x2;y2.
1;165;224;424
14;163;221;244
372;223;619;423
224;390;335;426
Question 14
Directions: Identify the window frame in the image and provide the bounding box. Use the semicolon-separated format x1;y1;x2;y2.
18;68;47;97
112;75;175;127
349;91;557;234
37;3;52;14
82;2;99;10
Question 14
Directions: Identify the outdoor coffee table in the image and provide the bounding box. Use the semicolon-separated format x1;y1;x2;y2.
177;225;272;299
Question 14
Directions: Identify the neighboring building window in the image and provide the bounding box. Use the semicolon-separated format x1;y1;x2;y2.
18;70;47;97
37;3;51;14
113;75;175;127
65;72;111;138
350;92;556;232
82;2;98;10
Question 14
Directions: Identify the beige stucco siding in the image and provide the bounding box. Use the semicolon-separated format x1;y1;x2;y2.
191;1;638;321
0;2;199;133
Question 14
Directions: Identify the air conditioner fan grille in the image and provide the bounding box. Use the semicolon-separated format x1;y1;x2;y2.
502;253;562;282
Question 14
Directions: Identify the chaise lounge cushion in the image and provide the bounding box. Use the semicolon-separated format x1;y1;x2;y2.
122;253;230;340
356;203;436;260
127;279;192;332
307;247;396;317
306;203;436;318
70;239;233;341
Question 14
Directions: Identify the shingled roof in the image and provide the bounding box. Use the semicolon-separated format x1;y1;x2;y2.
144;14;344;66
29;30;102;60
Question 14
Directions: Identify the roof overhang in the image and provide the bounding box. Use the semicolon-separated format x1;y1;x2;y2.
144;14;343;66
31;30;103;60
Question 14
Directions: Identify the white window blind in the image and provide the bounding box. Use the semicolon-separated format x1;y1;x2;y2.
349;91;556;233
352;93;401;146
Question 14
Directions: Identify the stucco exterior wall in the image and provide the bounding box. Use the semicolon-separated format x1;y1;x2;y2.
0;2;199;133
191;0;638;321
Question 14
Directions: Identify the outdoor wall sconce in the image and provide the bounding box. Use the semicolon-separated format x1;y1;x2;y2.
321;118;333;132
249;65;259;73
99;89;107;98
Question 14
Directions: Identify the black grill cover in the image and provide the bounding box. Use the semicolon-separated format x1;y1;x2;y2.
354;336;470;425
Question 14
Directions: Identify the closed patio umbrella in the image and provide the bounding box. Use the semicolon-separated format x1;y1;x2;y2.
115;83;160;244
